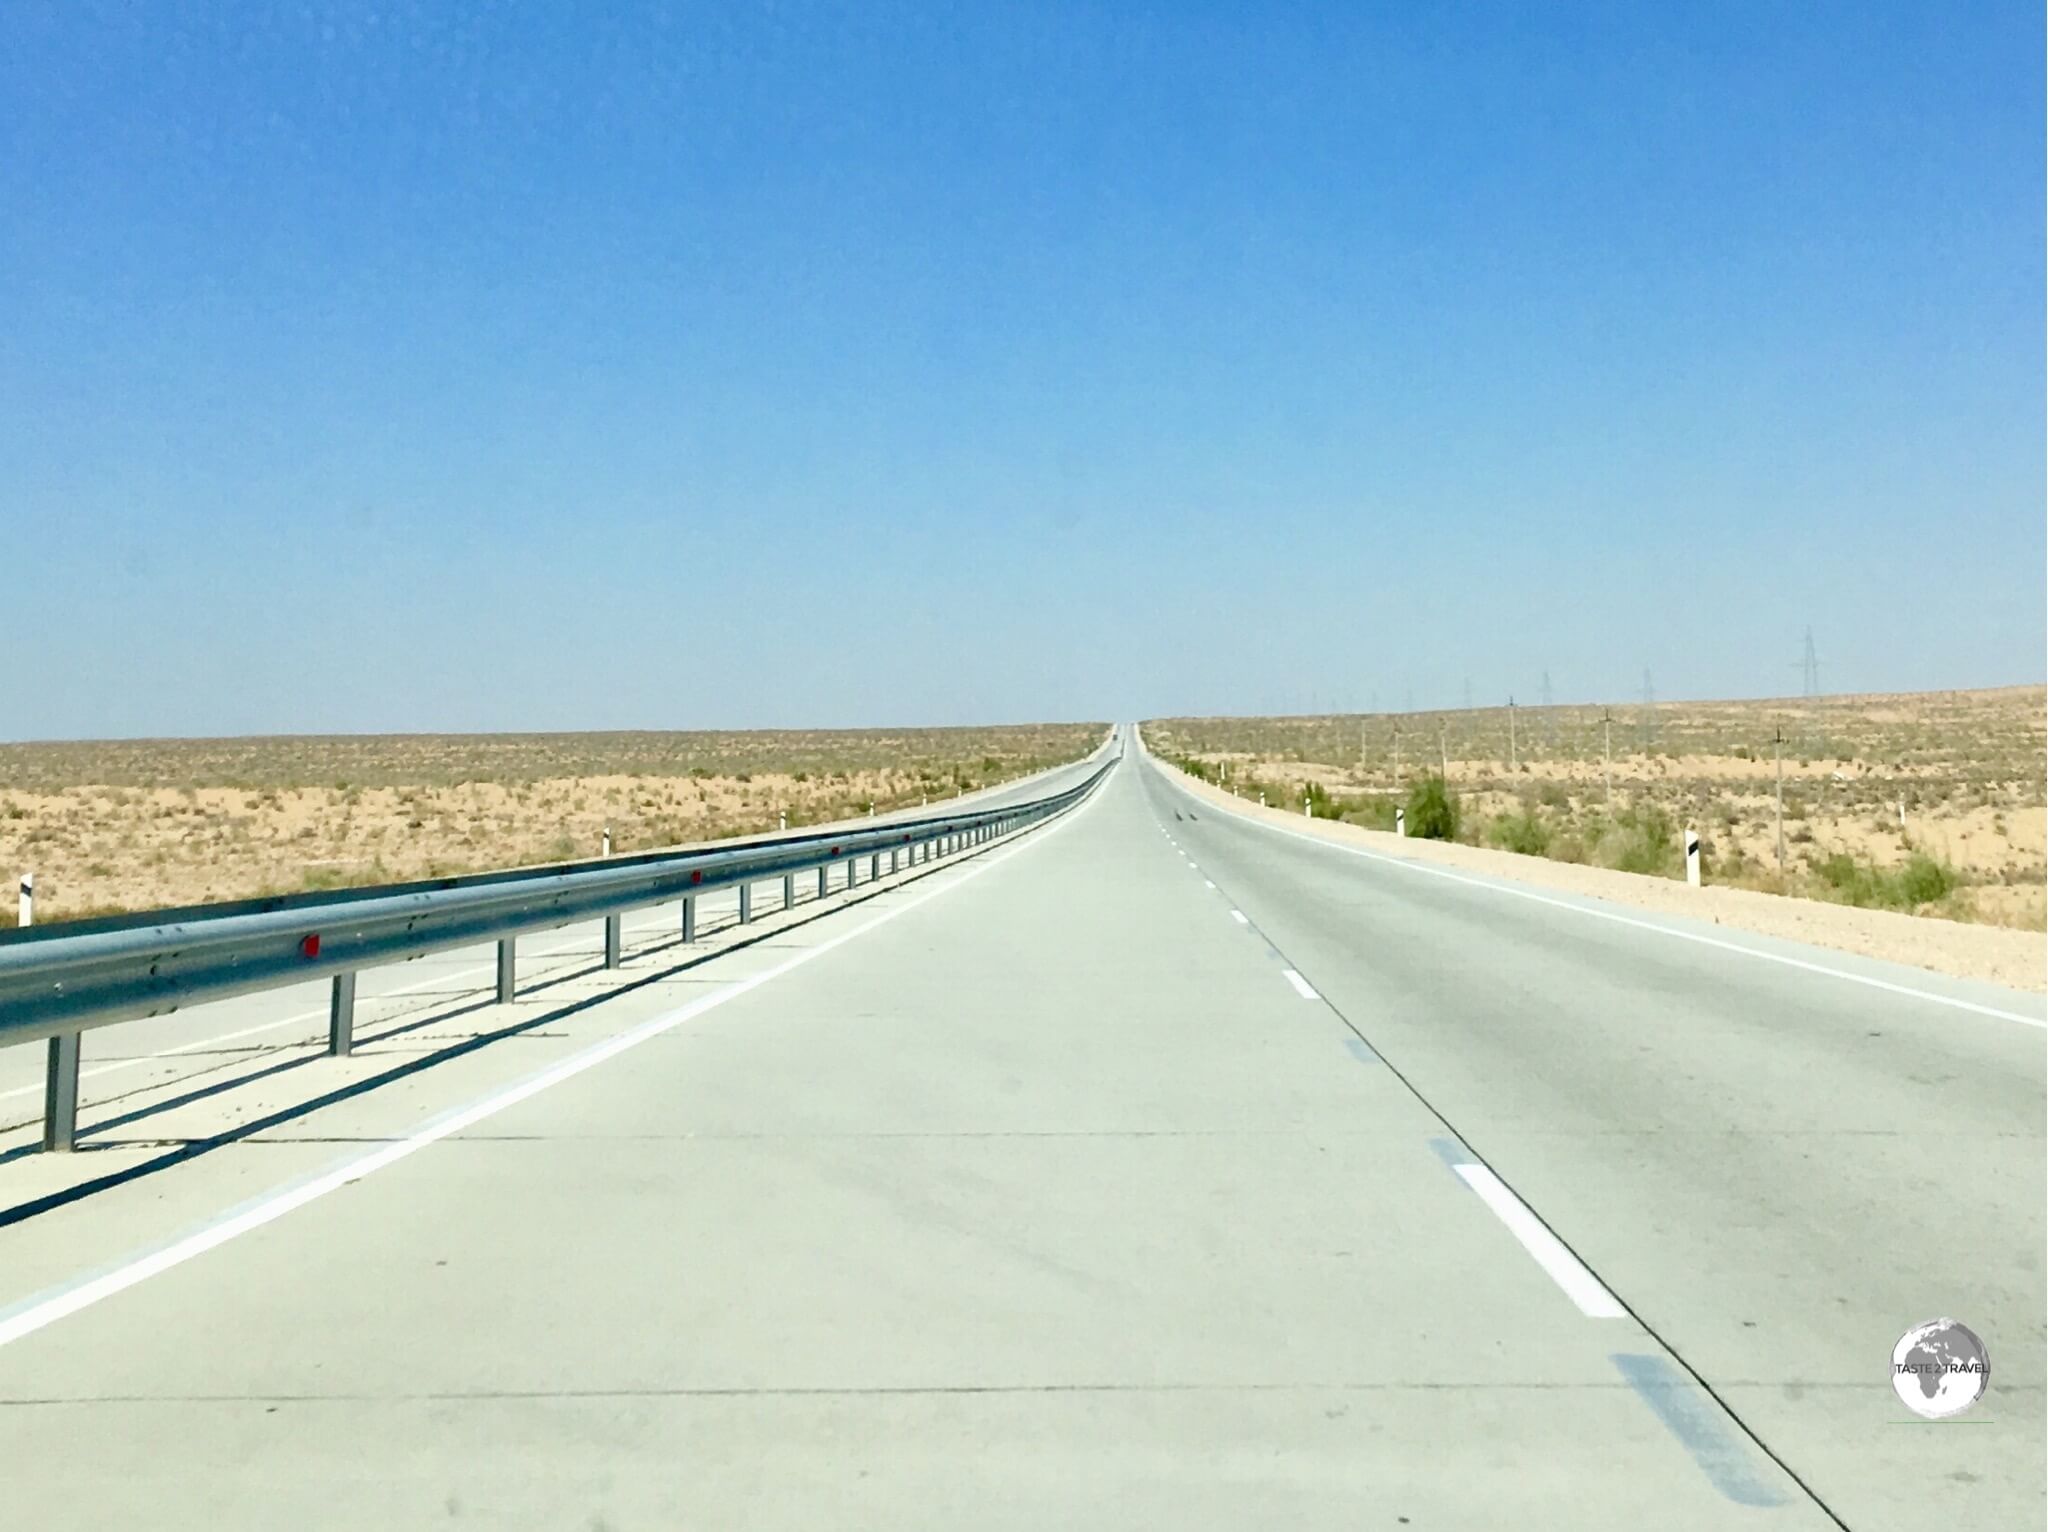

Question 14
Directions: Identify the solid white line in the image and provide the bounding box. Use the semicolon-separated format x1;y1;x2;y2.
1150;765;2046;1029
1282;968;1319;1000
1230;910;1248;924
1454;1164;1628;1318
0;788;1101;1351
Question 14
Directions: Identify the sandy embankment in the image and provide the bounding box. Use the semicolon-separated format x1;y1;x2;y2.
1150;751;2046;995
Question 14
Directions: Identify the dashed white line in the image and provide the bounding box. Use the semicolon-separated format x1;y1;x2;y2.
1281;968;1319;1000
1230;910;1248;924
1453;1163;1628;1318
1203;880;1216;890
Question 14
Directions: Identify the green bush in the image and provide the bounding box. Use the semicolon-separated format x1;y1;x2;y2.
1487;807;1552;856
1605;803;1677;876
1815;849;1959;910
1351;795;1399;831
1894;851;1956;906
1405;776;1460;840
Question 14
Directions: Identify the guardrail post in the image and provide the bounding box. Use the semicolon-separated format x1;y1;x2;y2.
22;877;82;1154
817;866;829;899
891;848;900;873
42;1032;80;1152
497;937;517;1001
847;859;857;889
604;913;623;968
739;883;753;924
328;972;357;1056
681;896;697;941
783;873;795;909
869;852;880;879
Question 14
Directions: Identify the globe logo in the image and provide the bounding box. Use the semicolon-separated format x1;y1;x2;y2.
1891;1319;1990;1419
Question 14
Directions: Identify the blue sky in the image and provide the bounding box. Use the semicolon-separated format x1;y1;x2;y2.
2;1;2040;739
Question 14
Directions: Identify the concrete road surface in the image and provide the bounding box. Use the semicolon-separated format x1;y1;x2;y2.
0;736;2039;1529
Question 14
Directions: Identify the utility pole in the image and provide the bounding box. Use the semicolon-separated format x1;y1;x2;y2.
1602;710;1613;813
1773;724;1786;874
1439;724;1449;781
1508;697;1518;771
1393;726;1402;790
1640;669;1656;751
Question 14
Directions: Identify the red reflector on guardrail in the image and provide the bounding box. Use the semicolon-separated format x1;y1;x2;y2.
300;934;320;958
830;846;841;855
691;870;703;885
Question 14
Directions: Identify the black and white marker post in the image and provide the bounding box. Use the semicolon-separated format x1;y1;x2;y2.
1686;827;1702;887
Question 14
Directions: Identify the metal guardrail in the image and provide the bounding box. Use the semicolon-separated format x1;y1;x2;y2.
0;751;1114;1152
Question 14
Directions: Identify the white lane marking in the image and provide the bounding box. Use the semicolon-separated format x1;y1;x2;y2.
1282;968;1319;1000
1230;910;1249;924
1153;768;2047;1029
0;785;1102;1351
1454;1163;1628;1318
1204;880;1216;890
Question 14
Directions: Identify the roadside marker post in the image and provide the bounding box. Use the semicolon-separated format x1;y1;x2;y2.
1686;829;1702;887
1396;807;1407;837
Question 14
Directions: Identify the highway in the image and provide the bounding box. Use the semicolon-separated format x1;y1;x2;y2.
0;734;2040;1528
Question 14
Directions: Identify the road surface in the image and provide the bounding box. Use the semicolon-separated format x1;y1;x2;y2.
0;736;2039;1528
